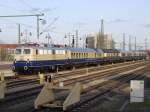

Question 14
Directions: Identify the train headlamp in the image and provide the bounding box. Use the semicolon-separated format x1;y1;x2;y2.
27;59;30;63
14;59;16;63
24;66;28;70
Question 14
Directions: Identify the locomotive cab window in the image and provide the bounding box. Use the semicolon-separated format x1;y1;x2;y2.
23;49;31;54
15;49;22;54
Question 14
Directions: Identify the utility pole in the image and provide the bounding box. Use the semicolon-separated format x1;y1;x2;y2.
68;32;71;47
145;38;147;50
37;15;40;40
75;30;78;48
25;29;28;43
101;19;104;35
123;33;125;51
18;24;21;44
72;35;75;48
129;35;131;51
135;36;136;51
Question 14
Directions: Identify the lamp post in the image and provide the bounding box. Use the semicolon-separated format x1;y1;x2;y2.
45;33;51;45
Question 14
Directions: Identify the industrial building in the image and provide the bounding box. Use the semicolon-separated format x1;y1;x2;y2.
86;33;115;49
86;19;115;49
86;35;97;48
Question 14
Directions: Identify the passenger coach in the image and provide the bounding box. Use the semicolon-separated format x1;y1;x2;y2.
12;45;146;73
13;46;98;73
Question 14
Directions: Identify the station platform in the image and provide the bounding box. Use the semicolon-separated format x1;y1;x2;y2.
0;70;15;78
0;61;12;65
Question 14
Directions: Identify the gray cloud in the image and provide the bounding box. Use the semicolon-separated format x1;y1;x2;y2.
143;20;150;27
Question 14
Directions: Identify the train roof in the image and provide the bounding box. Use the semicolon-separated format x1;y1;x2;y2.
67;47;96;52
16;46;96;52
94;48;103;53
101;49;120;53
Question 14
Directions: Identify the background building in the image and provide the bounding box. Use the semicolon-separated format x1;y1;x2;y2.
86;33;115;49
86;19;115;49
0;44;18;61
86;35;97;48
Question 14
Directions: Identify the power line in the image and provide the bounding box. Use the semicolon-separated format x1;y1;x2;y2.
17;0;38;14
40;16;59;35
17;0;56;15
0;3;27;13
0;14;44;40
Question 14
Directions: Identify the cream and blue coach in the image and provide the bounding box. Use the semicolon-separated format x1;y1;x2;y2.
12;45;146;73
13;46;99;73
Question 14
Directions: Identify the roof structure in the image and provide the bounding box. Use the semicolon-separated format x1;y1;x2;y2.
101;49;120;53
67;47;96;52
0;44;19;48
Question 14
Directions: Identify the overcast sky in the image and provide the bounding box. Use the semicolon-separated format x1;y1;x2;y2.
0;0;149;49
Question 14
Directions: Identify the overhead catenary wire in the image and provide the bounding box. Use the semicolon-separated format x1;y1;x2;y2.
0;3;28;13
40;16;59;35
17;0;40;14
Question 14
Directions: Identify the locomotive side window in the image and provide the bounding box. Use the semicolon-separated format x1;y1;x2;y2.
48;50;52;54
15;49;22;54
39;49;43;54
52;50;55;54
23;49;31;54
62;50;65;54
44;50;48;54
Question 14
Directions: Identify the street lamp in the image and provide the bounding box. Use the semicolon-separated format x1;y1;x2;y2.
45;33;51;45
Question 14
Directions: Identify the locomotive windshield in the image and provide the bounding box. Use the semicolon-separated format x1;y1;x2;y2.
15;49;21;54
23;49;31;54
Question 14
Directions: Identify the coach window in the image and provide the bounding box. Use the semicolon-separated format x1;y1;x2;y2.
76;53;78;58
44;50;48;54
23;49;31;54
15;49;22;54
62;50;65;54
52;50;55;54
71;53;73;58
65;50;67;55
39;49;43;55
36;49;38;55
48;50;52;54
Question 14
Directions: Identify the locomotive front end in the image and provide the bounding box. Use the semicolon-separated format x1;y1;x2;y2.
13;47;33;73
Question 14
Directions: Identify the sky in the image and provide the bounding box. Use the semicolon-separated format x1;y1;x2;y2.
0;0;150;49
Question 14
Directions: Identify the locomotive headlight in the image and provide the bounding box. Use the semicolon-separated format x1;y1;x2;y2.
14;59;16;63
12;66;15;71
24;66;28;70
27;59;30;63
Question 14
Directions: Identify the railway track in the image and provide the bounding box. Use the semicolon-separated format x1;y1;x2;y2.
5;60;147;89
54;61;149;85
0;64;11;70
54;60;145;78
5;60;145;89
68;66;150;112
0;60;149;112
